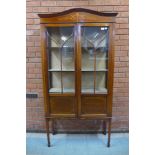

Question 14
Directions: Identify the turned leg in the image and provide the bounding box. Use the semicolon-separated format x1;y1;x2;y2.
103;120;107;135
51;119;56;135
107;118;111;147
46;119;51;147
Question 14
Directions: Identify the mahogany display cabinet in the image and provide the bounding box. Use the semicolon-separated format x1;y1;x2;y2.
38;8;117;147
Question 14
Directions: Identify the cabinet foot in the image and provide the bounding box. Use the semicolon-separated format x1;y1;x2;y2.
52;132;56;135
103;131;106;135
107;119;111;147
107;143;110;147
46;119;51;147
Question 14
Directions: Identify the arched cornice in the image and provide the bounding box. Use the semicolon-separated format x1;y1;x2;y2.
38;8;118;24
38;8;118;18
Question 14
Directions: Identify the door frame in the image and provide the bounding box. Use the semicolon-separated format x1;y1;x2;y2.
76;23;114;118
41;22;114;118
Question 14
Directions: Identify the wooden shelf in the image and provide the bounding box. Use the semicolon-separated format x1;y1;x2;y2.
82;88;107;93
48;69;107;71
48;69;75;71
49;88;75;93
47;47;74;49
95;88;108;93
82;69;108;71
49;88;107;93
47;46;106;49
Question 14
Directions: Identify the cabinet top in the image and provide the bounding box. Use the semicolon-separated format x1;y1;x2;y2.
38;8;118;24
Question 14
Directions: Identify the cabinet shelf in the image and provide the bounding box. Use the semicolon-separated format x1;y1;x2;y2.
82;88;107;93
82;69;108;71
49;88;107;93
48;69;107;72
47;47;106;49
47;47;74;49
49;88;74;93
48;69;75;72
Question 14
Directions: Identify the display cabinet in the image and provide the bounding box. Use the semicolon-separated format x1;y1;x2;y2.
38;8;117;147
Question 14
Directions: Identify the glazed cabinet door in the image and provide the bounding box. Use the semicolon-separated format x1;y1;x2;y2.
45;25;77;117
78;24;111;118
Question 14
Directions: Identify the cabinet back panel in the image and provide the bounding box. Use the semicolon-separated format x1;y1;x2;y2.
81;96;107;114
50;97;76;114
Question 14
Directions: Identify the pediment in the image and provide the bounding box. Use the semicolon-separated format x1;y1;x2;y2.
38;8;117;24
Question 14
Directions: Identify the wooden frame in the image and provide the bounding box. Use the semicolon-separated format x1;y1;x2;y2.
39;8;117;147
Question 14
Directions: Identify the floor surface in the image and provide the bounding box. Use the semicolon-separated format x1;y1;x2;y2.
26;133;129;155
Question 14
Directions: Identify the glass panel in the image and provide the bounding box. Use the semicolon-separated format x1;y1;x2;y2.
81;26;109;93
47;27;75;93
49;72;61;93
61;30;74;71
95;72;107;93
82;72;94;93
62;72;75;93
82;39;94;71
81;27;94;93
96;49;108;71
95;27;108;71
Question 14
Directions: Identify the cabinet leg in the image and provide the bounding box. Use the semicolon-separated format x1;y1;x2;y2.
107;119;111;147
52;119;56;135
103;120;107;135
46;119;51;147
